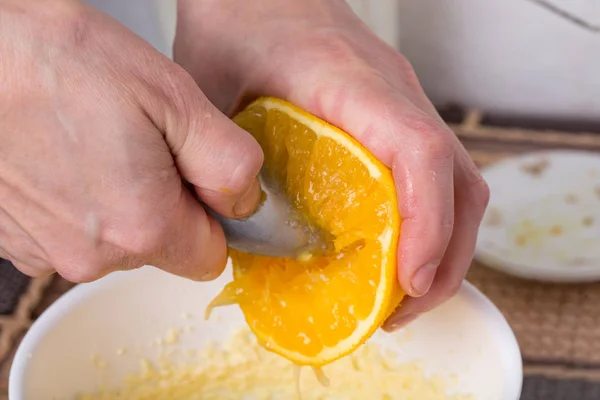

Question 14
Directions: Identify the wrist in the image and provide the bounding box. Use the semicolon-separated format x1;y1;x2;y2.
173;0;360;114
176;0;353;39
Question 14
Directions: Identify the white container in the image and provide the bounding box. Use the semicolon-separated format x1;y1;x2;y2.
365;0;600;120
10;265;522;399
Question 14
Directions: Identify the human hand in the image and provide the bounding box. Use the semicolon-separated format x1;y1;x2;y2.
174;0;489;329
0;0;263;282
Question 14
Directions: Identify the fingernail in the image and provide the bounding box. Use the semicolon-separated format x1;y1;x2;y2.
383;313;419;332
411;261;439;296
233;178;261;218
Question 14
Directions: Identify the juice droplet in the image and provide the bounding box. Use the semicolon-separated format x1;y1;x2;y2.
296;251;313;262
204;285;239;320
311;366;330;387
293;364;302;400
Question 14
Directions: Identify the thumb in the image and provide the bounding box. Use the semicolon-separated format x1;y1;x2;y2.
149;69;264;219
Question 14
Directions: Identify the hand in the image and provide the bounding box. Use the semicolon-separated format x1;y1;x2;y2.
0;0;263;282
174;0;489;329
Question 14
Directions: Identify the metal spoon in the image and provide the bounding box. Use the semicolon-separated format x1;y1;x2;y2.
205;173;331;258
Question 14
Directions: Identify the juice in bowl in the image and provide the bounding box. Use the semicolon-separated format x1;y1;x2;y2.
10;99;523;400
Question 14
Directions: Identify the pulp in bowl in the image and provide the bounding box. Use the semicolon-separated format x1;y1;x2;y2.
10;265;522;399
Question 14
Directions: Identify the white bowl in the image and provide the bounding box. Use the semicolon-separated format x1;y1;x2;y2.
476;150;600;282
10;265;523;399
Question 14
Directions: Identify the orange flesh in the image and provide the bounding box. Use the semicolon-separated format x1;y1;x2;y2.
207;99;404;366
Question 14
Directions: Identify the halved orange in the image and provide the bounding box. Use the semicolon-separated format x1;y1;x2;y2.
207;97;404;366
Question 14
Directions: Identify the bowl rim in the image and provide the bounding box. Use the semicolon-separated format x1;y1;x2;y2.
474;248;600;283
9;269;523;399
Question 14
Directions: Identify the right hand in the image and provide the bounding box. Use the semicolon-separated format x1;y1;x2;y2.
0;0;263;282
175;0;489;330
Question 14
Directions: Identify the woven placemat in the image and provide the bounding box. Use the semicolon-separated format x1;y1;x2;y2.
469;264;600;368
0;260;55;400
1;113;600;399
454;112;600;400
0;261;29;316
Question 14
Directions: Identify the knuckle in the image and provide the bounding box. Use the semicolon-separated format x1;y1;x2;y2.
160;65;201;119
405;116;455;160
57;259;103;283
118;207;173;258
115;222;165;257
395;55;421;90
464;173;491;217
457;150;490;218
2;238;29;261
10;260;45;278
474;177;491;211
424;136;455;163
425;140;455;163
104;195;181;261
158;66;214;154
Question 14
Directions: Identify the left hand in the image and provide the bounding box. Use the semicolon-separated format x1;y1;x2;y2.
174;0;490;330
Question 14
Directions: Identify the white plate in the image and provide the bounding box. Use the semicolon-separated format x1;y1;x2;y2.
476;150;600;282
10;265;522;400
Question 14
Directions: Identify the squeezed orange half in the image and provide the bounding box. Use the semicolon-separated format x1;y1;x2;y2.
207;97;405;366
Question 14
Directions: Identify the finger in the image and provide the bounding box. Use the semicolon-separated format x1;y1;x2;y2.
383;148;489;331
392;130;455;297
151;187;228;281
143;66;264;219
